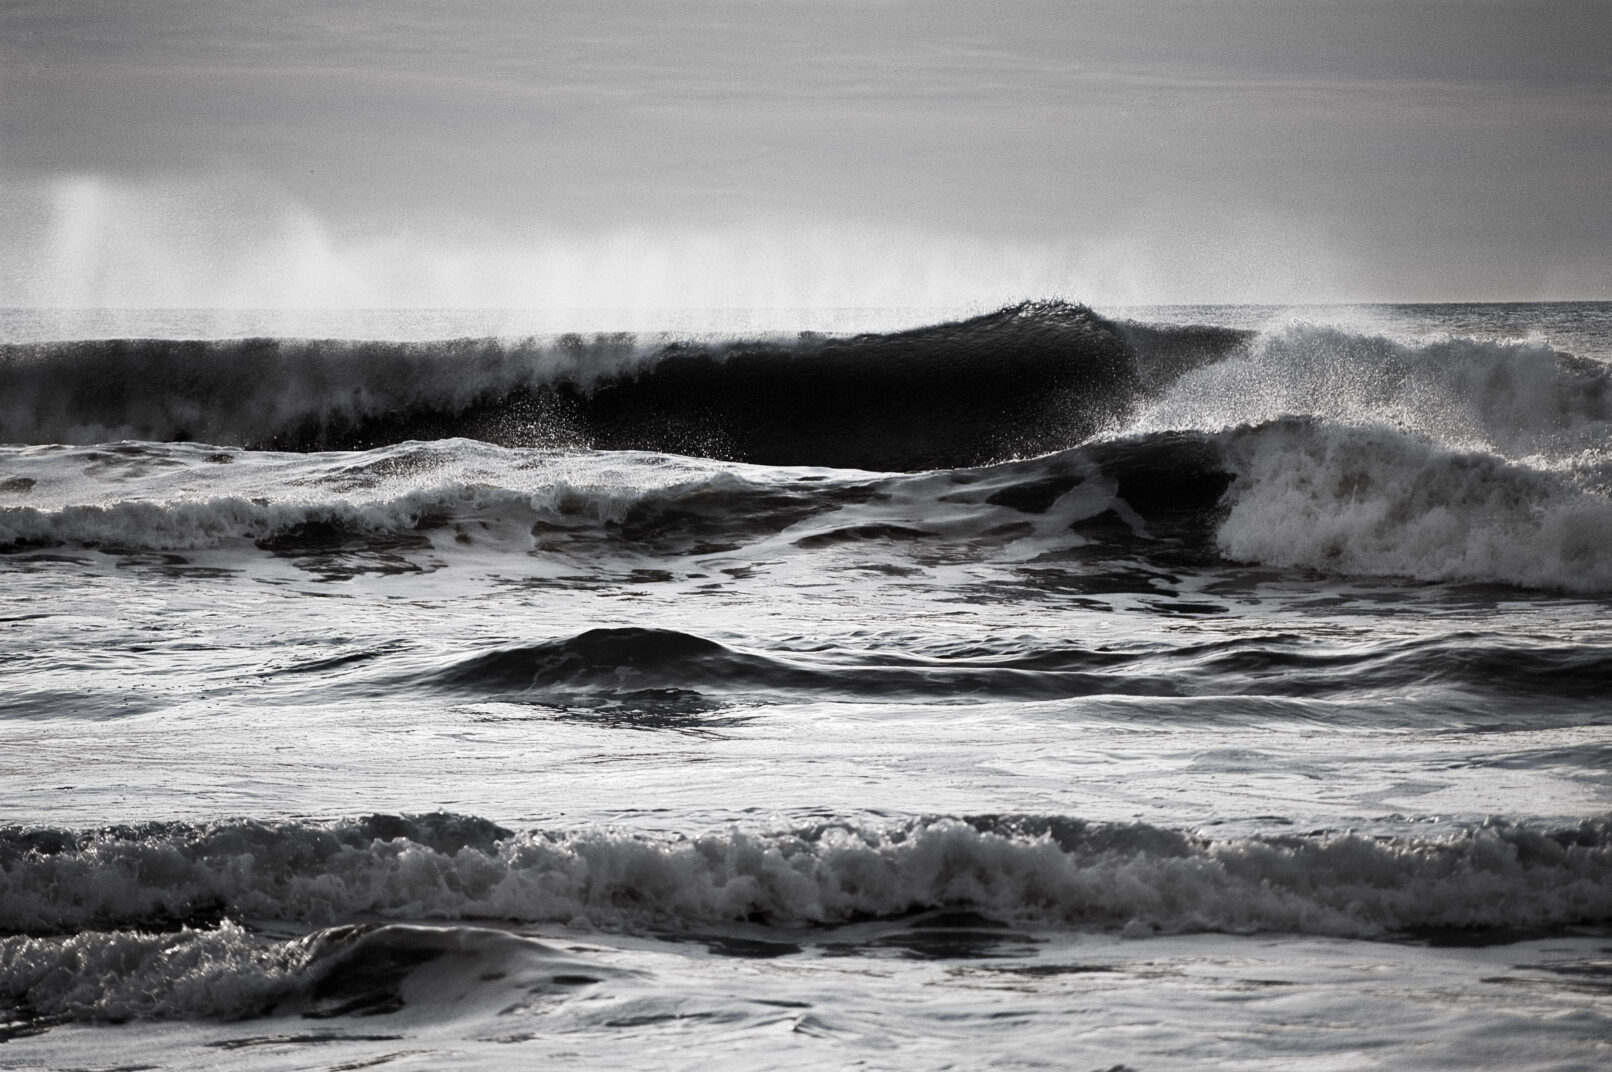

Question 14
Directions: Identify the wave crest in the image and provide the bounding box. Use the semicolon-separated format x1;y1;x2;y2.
1;302;1233;471
1133;321;1611;462
1218;419;1612;593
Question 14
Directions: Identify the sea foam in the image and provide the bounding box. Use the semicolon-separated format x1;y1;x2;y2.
3;814;1609;940
1132;321;1612;463
1217;419;1612;593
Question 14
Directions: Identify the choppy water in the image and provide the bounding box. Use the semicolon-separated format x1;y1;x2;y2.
2;302;1610;1070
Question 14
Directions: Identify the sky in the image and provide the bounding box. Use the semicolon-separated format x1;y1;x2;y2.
2;0;1609;312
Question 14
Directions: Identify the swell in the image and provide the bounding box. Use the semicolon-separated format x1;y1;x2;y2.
6;305;1606;481
3;813;1609;941
0;302;1249;471
416;626;1612;707
424;626;1168;705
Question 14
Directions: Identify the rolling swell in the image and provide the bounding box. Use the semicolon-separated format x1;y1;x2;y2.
1215;418;1612;593
419;625;1612;708
423;626;1165;703
0;302;1249;471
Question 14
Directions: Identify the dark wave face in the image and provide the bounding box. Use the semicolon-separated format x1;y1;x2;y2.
0;302;1250;471
416;624;1612;715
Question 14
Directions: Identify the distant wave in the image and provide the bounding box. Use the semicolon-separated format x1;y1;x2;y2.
6;303;1607;477
0;302;1246;470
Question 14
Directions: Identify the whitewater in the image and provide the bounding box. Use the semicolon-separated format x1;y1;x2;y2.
1;301;1609;1070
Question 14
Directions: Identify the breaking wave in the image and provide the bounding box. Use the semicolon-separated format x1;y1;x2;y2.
4;419;1609;593
0;302;1240;471
1215;419;1612;593
1131;320;1612;462
2;301;1609;593
3;813;1608;942
0;919;611;1026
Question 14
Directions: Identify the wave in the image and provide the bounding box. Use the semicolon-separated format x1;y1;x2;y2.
2;813;1608;946
1130;320;1612;463
1;919;612;1026
5;304;1605;477
414;625;1612;709
1;302;1246;471
3;416;1611;593
0;430;1228;557
1216;418;1612;593
422;626;1163;706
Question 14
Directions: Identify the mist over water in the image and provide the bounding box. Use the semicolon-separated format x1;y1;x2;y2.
2;174;1382;314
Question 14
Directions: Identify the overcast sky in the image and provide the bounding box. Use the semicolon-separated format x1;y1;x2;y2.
3;0;1608;310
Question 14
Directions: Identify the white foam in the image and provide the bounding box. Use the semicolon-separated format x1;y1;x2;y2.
0;440;726;551
3;816;1608;939
0;922;303;1022
1217;421;1612;593
1132;322;1612;463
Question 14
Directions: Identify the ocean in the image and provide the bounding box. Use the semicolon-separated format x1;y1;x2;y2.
1;301;1609;1070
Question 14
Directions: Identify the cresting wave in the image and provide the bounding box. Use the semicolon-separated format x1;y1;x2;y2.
3;303;1610;592
2;813;1609;944
2;301;1241;471
6;303;1608;471
1131;320;1612;462
7;811;1608;1027
1216;419;1612;593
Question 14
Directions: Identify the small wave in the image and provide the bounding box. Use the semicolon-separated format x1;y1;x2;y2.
0;920;608;1026
435;627;753;693
0;441;870;555
422;626;1163;704
2;813;1608;941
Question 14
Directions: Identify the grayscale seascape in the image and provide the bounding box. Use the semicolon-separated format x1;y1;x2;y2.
3;3;1610;1069
3;302;1610;1069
